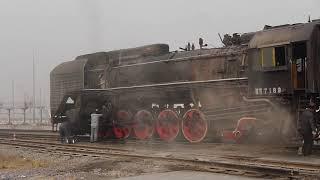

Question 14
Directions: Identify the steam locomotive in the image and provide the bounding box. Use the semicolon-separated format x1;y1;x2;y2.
51;20;320;143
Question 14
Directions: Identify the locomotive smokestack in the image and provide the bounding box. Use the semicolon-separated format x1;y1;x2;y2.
32;50;36;124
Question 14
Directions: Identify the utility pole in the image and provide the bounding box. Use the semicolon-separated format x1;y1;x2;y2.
12;80;14;108
40;88;42;124
11;80;15;123
32;50;36;124
7;108;11;124
23;93;27;124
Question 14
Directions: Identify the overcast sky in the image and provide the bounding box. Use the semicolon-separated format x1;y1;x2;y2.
0;0;319;106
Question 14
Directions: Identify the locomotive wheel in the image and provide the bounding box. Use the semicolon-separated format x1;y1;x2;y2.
182;109;208;143
133;110;154;140
113;110;132;139
155;109;180;142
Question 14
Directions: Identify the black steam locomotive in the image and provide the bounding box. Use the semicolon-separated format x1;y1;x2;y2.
51;20;320;143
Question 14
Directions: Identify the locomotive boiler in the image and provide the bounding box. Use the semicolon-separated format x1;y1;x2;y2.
51;20;320;143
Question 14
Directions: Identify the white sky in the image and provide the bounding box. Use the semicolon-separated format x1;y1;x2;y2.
0;0;319;106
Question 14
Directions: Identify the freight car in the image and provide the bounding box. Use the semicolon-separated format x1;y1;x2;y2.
51;20;320;143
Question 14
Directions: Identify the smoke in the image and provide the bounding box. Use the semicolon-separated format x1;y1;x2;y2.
78;1;104;51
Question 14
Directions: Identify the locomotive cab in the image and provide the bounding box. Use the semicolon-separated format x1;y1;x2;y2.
247;22;320;97
245;22;320;141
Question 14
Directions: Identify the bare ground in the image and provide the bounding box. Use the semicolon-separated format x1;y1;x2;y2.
0;145;176;179
0;152;46;170
0;140;319;179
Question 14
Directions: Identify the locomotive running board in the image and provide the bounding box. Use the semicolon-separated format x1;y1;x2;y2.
83;77;248;93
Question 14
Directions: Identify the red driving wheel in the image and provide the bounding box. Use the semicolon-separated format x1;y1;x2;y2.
113;110;132;139
155;109;180;142
182;109;207;143
132;110;154;140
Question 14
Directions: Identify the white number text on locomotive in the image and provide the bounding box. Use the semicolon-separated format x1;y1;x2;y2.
254;87;282;95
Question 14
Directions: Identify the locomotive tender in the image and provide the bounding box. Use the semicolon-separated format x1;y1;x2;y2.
51;20;320;143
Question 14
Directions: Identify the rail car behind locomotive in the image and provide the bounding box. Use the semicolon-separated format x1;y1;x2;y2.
51;20;320;143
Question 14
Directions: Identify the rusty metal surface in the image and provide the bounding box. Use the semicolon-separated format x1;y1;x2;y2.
76;44;169;66
81;45;247;89
249;22;318;49
84;77;248;92
112;46;246;69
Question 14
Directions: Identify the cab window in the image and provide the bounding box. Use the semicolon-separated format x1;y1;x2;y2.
259;46;286;68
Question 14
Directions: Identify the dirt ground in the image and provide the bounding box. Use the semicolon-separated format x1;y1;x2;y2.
0;145;179;179
0;152;46;170
0;140;319;179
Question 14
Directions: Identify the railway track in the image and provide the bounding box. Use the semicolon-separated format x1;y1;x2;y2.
1;128;320;151
0;129;52;133
1;129;320;152
0;130;60;142
0;137;319;179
